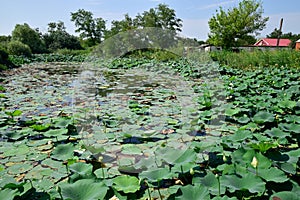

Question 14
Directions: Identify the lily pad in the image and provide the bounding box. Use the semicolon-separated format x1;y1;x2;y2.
253;111;274;124
60;179;108;200
112;175;140;193
176;184;210;200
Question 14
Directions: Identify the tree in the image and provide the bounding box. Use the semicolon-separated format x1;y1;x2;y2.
208;0;269;49
11;23;47;53
135;4;182;31
43;21;82;51
71;9;106;46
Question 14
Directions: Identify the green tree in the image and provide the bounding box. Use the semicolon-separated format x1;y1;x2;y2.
71;9;106;46
7;40;32;57
11;23;46;53
135;4;182;31
208;0;269;49
43;21;82;51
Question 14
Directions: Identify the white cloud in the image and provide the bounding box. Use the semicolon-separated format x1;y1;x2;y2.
198;0;236;10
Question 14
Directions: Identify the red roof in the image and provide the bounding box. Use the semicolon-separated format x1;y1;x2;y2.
254;38;291;47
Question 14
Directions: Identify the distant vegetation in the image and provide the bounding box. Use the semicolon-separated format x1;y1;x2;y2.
210;49;300;70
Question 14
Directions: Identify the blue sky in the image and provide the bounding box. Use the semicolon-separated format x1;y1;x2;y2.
1;0;300;40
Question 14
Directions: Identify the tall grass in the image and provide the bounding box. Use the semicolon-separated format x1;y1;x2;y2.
210;49;300;70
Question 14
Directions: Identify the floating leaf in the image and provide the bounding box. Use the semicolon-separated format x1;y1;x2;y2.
225;108;240;117
278;100;297;110
0;189;18;200
221;173;265;194
270;191;299;200
139;167;172;182
51;143;75;161
69;162;93;176
112;175;140;193
30;124;51;132
253;111;274;124
258;167;288;183
60;179;108;200
43;128;68;137
176;184;210;200
279;123;300;134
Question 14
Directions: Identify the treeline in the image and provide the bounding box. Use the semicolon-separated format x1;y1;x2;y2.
1;4;200;69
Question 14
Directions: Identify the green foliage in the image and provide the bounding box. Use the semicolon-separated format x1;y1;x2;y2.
0;46;17;70
100;4;183;58
7;40;32;57
208;0;269;49
11;23;47;53
210;49;300;69
9;53;87;65
71;9;106;46
43;21;82;51
0;56;300;199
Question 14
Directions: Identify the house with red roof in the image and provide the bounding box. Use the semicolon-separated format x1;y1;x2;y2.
254;38;291;47
296;39;300;51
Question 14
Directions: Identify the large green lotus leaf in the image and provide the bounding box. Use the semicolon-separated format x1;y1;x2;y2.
139;167;172;182
228;129;252;142
193;171;226;195
158;147;197;165
221;173;265;194
253;111;274;124
270;191;299;200
5;110;22;117
279;162;296;174
121;144;142;155
69;162;93;176
3;144;30;157
147;185;180;200
53;117;73;128
225;108;241;117
30;124;51;132
278;100;297;109
4;130;28;140
43;128;68;137
285;115;300;124
112;175;140;193
95;167;121;181
60;179;108;200
212;196;238;200
175;184;210;200
7;163;33;175
25;165;53;180
264;128;290;139
232;149;272;170
279;123;300;134
258;167;288;183
51;143;75;161
32;179;54;192
0;189;18;200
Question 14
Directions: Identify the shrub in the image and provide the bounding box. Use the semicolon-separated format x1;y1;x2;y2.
0;46;16;70
7;41;32;57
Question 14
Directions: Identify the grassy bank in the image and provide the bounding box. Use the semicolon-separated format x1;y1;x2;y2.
210;50;300;70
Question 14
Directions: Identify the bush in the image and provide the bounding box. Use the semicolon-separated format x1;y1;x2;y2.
7;41;32;57
0;46;17;70
210;49;300;70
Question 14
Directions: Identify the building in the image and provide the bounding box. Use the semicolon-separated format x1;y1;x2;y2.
254;38;291;47
296;39;300;51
